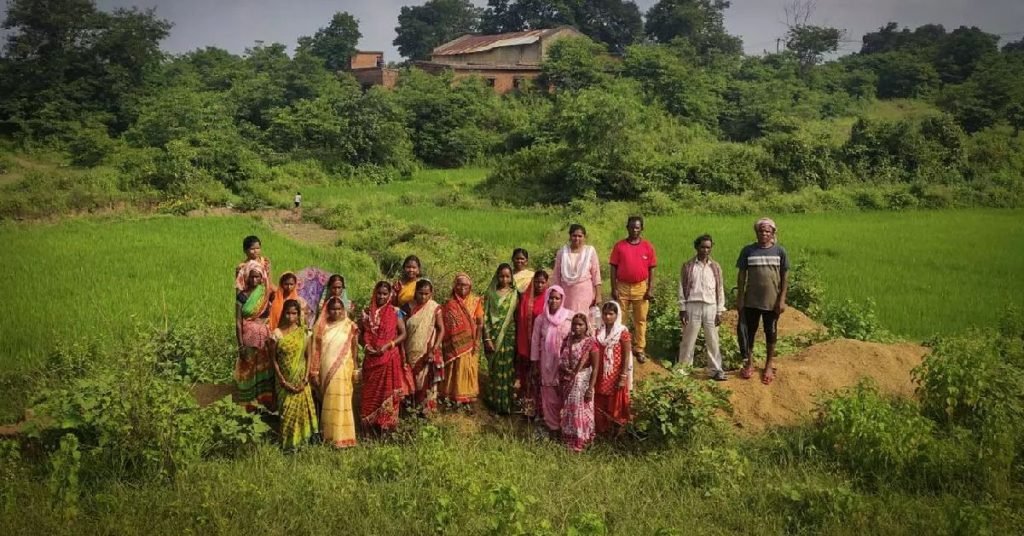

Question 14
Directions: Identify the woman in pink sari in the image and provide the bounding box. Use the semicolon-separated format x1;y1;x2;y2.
559;313;600;452
360;281;409;433
551;224;602;316
530;285;573;434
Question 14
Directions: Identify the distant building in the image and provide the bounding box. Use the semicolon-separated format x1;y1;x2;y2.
415;27;583;94
348;50;399;90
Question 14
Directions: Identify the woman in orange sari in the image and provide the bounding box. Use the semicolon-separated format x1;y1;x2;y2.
440;273;484;406
360;281;409;432
268;272;309;331
309;297;359;448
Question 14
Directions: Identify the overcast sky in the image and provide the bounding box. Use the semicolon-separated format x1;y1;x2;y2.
6;1;1024;59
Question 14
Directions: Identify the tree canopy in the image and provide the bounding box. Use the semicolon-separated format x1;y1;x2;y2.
481;0;643;54
301;12;362;72
394;0;481;61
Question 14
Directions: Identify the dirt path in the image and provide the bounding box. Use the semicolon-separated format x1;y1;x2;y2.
188;207;340;247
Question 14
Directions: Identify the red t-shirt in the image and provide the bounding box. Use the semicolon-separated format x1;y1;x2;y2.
609;239;657;284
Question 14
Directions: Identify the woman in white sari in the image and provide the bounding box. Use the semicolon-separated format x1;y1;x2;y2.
309;297;360;448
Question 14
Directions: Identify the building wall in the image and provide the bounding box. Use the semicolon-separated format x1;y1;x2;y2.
450;69;541;95
351;68;399;90
433;42;542;67
350;52;383;70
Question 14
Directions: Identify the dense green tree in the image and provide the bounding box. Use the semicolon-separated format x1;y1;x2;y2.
480;0;575;33
859;22;947;55
849;52;939;99
622;44;723;132
394;0;481;61
480;0;642;54
786;25;842;76
302;12;362;72
1004;38;1024;54
540;36;616;91
933;26;999;84
644;0;743;58
0;0;170;137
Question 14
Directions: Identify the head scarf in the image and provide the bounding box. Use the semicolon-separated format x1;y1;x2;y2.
319;274;351;311
538;285;572;359
269;271;301;330
596;301;633;389
238;260;267;291
754;218;777;245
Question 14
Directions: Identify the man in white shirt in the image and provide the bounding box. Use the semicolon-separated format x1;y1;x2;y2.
677;234;727;380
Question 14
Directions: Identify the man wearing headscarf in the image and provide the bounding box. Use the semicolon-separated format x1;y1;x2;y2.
735;218;790;385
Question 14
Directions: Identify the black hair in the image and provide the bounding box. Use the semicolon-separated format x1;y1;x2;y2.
570;313;590;333
282;299;301;313
326;296;345;308
402;255;421;269
374;280;393;293
626;215;644;228
495;262;513;278
534;270;549;281
415;279;434;291
693;234;713;249
279;273;297;286
601;302;619;314
511;248;529;261
327;274;345;288
242;235;261;251
568;223;586;236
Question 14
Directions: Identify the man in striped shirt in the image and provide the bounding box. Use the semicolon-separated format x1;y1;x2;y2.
736;218;789;385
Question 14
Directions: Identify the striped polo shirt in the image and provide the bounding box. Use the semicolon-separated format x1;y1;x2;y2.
736;243;790;311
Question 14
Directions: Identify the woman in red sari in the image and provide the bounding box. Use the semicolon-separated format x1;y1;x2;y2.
359;281;409;433
594;301;633;435
440;273;484;406
515;270;548;416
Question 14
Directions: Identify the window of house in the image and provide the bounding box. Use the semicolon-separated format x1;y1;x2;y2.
485;78;496;87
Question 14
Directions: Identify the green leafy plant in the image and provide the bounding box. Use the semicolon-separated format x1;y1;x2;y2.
47;433;81;520
630;374;730;444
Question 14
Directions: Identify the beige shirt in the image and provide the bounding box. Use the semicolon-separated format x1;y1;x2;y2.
678;259;726;312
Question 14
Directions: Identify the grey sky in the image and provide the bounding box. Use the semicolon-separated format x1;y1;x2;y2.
7;1;1024;60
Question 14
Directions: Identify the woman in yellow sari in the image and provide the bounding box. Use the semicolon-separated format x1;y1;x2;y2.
440;273;484;406
268;300;317;449
511;248;535;294
309;297;360;448
235;260;274;412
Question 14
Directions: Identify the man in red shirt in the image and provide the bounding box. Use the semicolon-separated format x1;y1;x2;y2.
610;216;657;362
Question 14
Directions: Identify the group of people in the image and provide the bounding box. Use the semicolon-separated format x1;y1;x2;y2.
233;216;789;452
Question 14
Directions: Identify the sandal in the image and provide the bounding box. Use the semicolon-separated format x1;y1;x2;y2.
739;365;754;380
761;367;777;385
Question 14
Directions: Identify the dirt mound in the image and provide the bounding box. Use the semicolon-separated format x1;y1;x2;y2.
634;359;671;382
720;308;825;340
723;339;927;433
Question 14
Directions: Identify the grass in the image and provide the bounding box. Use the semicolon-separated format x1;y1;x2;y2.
0;215;378;372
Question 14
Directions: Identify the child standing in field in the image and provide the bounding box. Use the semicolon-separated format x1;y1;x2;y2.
268;299;317;449
392;255;423;311
559;313;599;452
594;301;633;435
610;216;657;363
235;235;272;294
736;218;789;385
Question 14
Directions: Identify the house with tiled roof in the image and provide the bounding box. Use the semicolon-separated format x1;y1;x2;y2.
415;26;583;93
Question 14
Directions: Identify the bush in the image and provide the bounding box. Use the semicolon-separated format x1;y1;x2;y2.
819;299;886;341
630;374;730;445
67;125;118;167
786;261;824;315
769;479;864;533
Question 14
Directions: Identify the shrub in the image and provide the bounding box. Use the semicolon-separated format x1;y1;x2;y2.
630;374;730;445
67;125;118;167
769;479;863;534
786;261;824;315
819;299;886;341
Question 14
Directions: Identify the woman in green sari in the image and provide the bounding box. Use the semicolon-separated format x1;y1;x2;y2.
269;299;318;449
235;260;275;412
483;263;520;414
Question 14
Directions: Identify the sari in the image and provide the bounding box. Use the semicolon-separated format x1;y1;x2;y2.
440;275;484;404
551;245;601;315
313;274;351;331
268;272;307;331
513;269;535;294
235;256;272;292
273;327;317;449
235;266;274;411
595;302;633;434
404;299;444;414
360;290;409;431
311;317;358;448
515;282;546;415
483;281;519;414
560;336;596;452
392;277;420;309
530;286;573;431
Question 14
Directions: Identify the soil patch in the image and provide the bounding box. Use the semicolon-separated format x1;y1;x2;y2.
720;308;826;340
192;383;237;407
721;339;927;433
